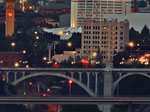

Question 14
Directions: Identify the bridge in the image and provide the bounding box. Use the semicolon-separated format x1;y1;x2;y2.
1;66;150;112
1;97;150;105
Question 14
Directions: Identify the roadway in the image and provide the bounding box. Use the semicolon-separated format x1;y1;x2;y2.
0;97;150;105
1;67;150;72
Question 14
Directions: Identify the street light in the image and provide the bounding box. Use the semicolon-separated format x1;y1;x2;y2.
43;57;47;61
128;42;134;57
128;42;134;48
22;50;26;54
68;79;73;96
14;62;19;67
92;52;97;59
11;42;16;52
67;42;72;47
36;36;40;40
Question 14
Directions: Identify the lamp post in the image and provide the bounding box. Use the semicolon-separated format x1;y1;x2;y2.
23;81;26;95
68;79;73;96
128;42;134;57
11;42;16;52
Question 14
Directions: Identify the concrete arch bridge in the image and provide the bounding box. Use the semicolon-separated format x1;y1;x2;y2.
0;68;150;97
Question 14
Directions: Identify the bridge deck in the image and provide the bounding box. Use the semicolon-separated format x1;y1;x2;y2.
0;97;150;104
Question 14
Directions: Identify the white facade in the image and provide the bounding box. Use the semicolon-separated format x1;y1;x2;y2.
52;51;76;63
71;0;131;28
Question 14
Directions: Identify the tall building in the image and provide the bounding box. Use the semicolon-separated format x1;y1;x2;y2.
71;0;131;28
81;19;129;63
5;0;15;37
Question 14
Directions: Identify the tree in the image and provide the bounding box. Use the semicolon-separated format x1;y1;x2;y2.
67;56;74;64
75;55;81;63
96;48;103;63
129;27;140;43
140;25;150;38
113;51;129;68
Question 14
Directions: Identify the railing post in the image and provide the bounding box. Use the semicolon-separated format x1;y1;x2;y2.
79;72;82;82
87;72;90;88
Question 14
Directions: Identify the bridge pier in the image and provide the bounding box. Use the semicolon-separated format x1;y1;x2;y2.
101;71;112;112
95;72;98;95
57;104;61;112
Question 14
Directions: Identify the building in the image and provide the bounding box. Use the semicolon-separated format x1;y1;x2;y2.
59;13;70;27
0;52;22;68
0;0;4;3
71;0;131;28
38;7;70;15
5;0;15;37
52;51;76;63
80;19;129;63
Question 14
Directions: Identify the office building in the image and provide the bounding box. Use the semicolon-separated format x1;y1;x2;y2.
71;0;131;28
81;19;129;63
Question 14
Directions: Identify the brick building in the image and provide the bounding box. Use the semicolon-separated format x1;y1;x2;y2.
0;52;22;68
38;7;70;15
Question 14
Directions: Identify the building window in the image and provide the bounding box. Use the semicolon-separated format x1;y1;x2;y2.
116;27;118;30
120;46;123;49
120;32;123;35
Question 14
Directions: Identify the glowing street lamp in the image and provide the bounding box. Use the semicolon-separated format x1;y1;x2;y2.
47;88;50;92
36;36;40;40
92;52;97;59
67;42;72;47
43;57;47;61
128;42;134;48
22;50;26;54
34;31;38;35
68;79;73;96
14;62;19;67
29;82;32;86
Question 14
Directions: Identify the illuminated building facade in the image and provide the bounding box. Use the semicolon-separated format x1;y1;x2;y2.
81;19;129;63
71;0;131;28
5;0;15;37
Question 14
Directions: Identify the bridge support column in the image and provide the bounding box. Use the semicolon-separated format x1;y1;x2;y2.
6;72;9;83
79;72;82;82
95;72;98;96
101;71;112;112
104;71;112;96
87;72;90;88
14;73;17;82
57;104;61;112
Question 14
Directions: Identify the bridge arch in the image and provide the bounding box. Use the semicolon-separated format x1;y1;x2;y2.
113;72;150;93
12;72;95;96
